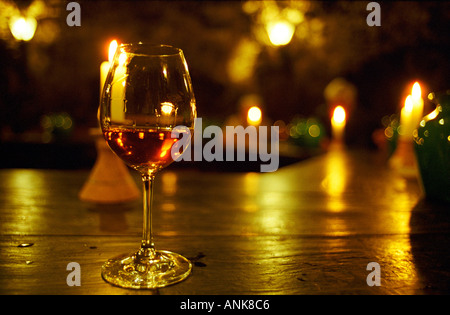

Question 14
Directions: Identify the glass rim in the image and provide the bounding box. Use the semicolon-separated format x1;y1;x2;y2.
118;43;183;57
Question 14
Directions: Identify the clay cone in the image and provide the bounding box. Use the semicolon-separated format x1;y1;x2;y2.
388;138;418;179
79;133;140;203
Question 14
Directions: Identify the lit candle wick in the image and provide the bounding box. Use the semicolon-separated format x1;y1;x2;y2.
331;105;346;142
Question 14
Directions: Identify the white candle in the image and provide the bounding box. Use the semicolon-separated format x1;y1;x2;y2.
400;95;414;139
100;40;126;123
110;52;126;123
399;82;424;140
411;81;424;129
100;40;118;94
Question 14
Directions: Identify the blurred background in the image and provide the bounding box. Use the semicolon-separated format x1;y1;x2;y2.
0;0;449;169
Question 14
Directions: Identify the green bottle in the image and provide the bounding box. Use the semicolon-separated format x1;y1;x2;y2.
414;90;450;203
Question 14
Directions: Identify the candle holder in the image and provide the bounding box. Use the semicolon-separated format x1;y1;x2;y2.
79;128;140;203
388;137;418;178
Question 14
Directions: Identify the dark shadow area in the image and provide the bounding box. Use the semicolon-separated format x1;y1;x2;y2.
0;1;448;169
410;198;450;294
0;140;321;172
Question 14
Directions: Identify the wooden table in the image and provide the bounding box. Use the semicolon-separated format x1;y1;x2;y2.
1;147;450;296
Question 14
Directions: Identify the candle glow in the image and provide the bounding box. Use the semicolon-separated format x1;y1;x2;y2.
100;40;118;93
9;16;37;41
412;82;422;104
247;106;262;125
100;40;127;122
331;105;346;142
109;40;118;63
267;20;295;46
332;106;346;124
399;81;424;139
161;102;175;115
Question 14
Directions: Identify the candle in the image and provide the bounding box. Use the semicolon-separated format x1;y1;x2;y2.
100;40;118;94
331;105;346;142
399;82;424;140
9;15;37;41
100;40;126;122
247;106;262;126
400;95;413;138
411;81;424;128
110;51;127;122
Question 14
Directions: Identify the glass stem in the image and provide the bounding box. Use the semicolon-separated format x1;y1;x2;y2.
140;174;156;259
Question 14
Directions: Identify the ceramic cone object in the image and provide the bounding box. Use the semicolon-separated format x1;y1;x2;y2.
79;135;140;203
388;138;418;179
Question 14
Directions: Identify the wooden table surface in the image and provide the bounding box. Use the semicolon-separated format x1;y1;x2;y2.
1;146;450;295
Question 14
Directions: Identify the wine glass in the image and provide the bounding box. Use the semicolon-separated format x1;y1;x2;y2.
98;43;196;289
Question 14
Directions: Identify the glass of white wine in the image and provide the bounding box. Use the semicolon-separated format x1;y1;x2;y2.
98;43;196;289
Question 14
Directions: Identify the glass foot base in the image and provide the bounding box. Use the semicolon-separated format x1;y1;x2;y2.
101;249;192;289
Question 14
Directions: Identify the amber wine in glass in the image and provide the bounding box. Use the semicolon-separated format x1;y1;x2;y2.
99;43;196;289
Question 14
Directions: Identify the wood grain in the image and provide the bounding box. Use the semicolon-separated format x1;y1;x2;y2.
1;148;449;294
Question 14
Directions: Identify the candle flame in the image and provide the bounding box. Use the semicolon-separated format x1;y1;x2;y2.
404;95;413;113
118;52;127;66
108;40;118;62
247;106;262;125
412;82;421;101
332;106;346;125
267;20;295;46
161;102;174;115
9;16;37;41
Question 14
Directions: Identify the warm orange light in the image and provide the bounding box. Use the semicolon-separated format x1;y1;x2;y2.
118;52;127;67
9;16;37;41
399;81;424;139
411;82;424;124
159;139;175;158
101;40;119;93
108;40;118;62
404;95;413;113
161;102;174;115
425;108;439;121
332;106;346;125
247;106;262;125
412;82;421;103
331;106;346;142
267;20;295;46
